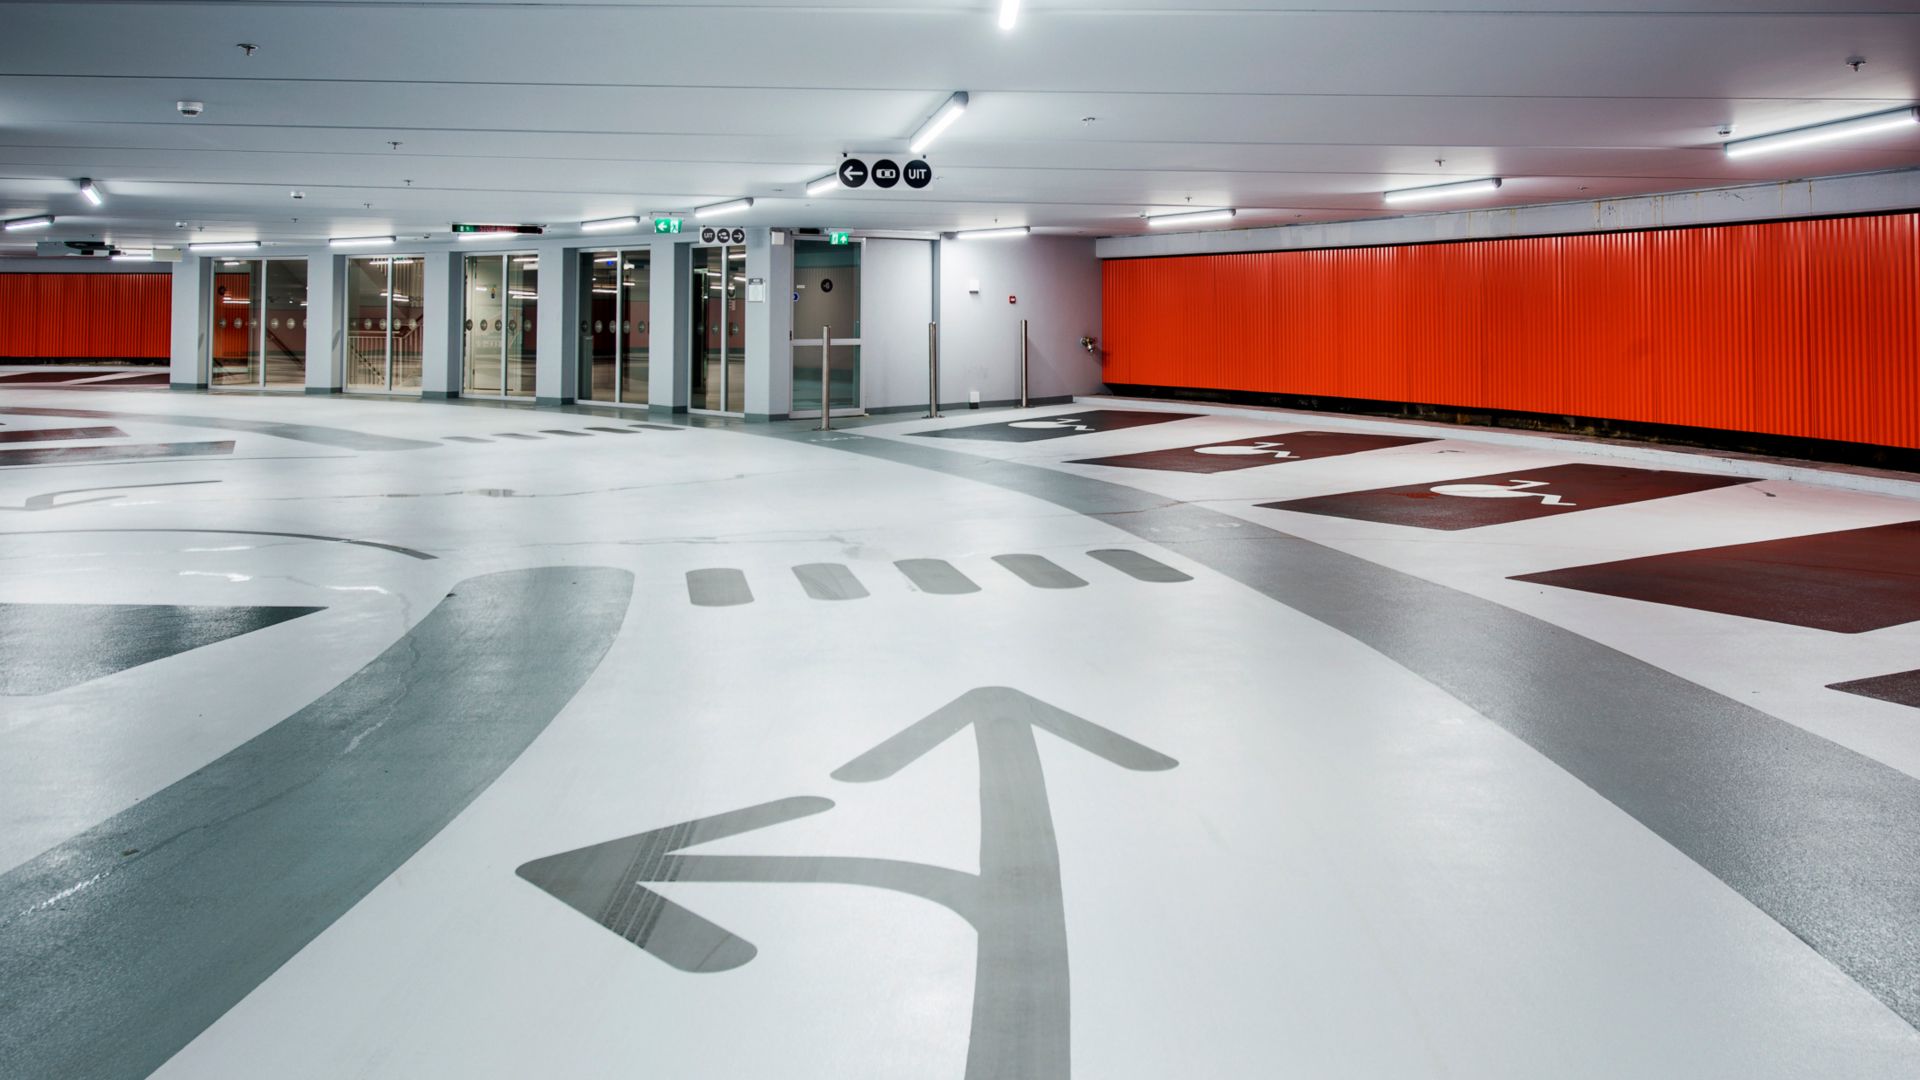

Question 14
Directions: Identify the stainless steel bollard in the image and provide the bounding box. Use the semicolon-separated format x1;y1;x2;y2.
926;322;941;419
819;324;832;431
1019;318;1029;409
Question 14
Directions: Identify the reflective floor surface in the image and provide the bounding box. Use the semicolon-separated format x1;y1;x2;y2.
3;388;1920;1079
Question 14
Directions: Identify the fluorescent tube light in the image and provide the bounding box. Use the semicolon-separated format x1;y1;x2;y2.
910;92;969;154
694;197;753;218
1724;106;1919;159
1382;177;1503;206
113;250;153;262
3;214;54;231
1146;208;1237;228
951;225;1029;240
188;240;260;252
78;179;103;206
806;173;841;196
999;0;1020;30
581;216;640;232
329;235;396;249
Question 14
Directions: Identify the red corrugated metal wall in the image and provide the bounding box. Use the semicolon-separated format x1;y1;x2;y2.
1102;213;1920;450
0;273;171;359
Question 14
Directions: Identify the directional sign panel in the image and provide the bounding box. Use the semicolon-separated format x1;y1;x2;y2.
1514;519;1920;632
913;409;1199;443
1070;430;1435;473
1260;462;1750;530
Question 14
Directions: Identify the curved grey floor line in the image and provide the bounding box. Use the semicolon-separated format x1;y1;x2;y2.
0;527;437;560
780;428;1920;1031
0;565;633;1080
0;405;437;451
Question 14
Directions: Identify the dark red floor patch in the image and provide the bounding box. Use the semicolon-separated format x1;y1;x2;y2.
1514;520;1920;633
1070;430;1435;473
913;409;1198;443
1830;669;1920;709
1261;462;1751;530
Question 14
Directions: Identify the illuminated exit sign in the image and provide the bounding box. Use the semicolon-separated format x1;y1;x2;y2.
654;217;683;234
829;230;851;245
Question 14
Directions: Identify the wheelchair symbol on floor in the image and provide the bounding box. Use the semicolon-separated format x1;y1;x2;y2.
1429;478;1575;506
517;687;1177;1080
1009;417;1095;432
1194;441;1294;459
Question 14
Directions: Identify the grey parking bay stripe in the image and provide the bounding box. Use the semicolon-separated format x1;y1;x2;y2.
781;426;1920;1032
688;568;754;607
793;562;869;601
443;435;492;443
896;558;981;595
585;426;639;434
494;432;542;440
540;429;593;437
1088;548;1193;583
993;554;1087;589
0;566;632;1080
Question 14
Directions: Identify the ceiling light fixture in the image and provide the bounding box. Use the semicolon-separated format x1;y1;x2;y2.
909;91;970;154
1146;208;1237;228
806;172;841;196
950;225;1030;240
693;197;754;218
328;235;396;249
999;0;1020;31
1382;177;1503;205
188;240;261;252
3;214;54;231
78;179;103;206
580;215;640;232
1724;106;1919;158
112;250;153;262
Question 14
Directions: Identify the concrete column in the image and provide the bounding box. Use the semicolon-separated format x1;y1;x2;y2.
303;253;343;393
534;240;578;405
744;227;795;421
168;257;208;389
649;239;690;413
419;250;461;398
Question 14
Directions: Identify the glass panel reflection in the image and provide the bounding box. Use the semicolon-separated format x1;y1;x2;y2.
344;257;389;391
621;252;649;405
210;261;259;386
506;255;537;396
263;260;306;387
464;255;504;394
389;257;422;391
579;251;617;401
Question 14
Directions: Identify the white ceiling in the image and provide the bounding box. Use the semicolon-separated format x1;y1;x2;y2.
1;0;1917;253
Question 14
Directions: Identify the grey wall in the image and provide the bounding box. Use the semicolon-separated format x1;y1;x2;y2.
935;235;1103;407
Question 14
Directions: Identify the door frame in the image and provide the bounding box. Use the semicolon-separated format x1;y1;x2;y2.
686;241;747;416
788;236;864;420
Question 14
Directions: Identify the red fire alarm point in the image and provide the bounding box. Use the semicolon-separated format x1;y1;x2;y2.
1008;295;1017;305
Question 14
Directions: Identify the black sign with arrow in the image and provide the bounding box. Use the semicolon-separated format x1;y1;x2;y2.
837;159;869;188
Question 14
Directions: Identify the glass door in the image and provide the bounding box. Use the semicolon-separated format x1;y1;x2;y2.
211;259;307;390
578;250;650;405
687;243;745;414
790;238;861;418
344;255;421;394
464;253;536;398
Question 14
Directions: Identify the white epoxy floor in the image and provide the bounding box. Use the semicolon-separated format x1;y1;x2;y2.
4;388;1919;1079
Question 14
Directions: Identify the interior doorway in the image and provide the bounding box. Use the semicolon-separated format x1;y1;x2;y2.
687;243;746;414
790;238;861;419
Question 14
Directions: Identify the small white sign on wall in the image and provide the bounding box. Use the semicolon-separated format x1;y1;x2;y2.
746;277;767;303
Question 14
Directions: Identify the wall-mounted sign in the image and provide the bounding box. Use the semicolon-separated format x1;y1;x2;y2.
829;230;851;245
653;217;683;234
833;157;933;191
700;226;747;244
451;223;544;235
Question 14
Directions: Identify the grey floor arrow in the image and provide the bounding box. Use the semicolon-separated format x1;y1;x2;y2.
517;686;1177;1080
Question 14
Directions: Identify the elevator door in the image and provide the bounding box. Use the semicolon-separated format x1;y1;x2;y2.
790;238;861;418
687;244;745;414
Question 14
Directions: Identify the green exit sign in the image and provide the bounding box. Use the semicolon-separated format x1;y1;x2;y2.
653;217;683;234
829;230;851;245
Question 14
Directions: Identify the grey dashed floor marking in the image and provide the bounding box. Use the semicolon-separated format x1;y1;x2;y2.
896;558;981;595
630;423;684;432
585;426;639;434
993;554;1088;590
687;568;754;607
443;435;492;444
793;563;869;601
493;432;542;440
539;429;593;438
1087;549;1193;583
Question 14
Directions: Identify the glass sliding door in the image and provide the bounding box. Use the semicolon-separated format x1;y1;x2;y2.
790;238;861;418
464;253;536;398
344;255;422;394
578;249;650;405
687;243;744;414
210;261;259;386
210;258;306;390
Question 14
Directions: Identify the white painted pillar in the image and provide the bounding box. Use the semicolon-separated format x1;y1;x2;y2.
534;239;578;405
744;227;794;420
649;239;690;413
168;258;209;389
303;253;343;393
419;250;461;398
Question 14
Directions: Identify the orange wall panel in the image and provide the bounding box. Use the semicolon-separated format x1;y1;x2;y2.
0;272;171;359
1102;212;1920;450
